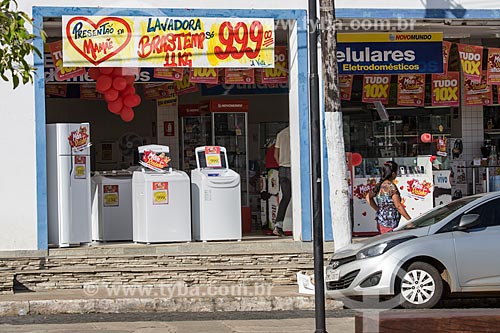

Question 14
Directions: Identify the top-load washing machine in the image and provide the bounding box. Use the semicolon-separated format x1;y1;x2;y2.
132;145;191;243
191;146;241;241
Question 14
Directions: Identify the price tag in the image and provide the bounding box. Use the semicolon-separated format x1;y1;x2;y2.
74;156;87;179
152;182;169;205
103;185;119;207
205;146;222;168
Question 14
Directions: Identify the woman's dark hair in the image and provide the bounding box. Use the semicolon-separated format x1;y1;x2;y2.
373;161;398;194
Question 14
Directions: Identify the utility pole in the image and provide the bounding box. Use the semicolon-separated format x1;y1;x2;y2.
307;0;328;331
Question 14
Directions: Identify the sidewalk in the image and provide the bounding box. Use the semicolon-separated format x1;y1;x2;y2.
0;285;344;316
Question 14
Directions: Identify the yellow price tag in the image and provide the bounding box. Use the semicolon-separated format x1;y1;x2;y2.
206;155;221;167
75;165;86;179
153;191;168;205
103;193;119;207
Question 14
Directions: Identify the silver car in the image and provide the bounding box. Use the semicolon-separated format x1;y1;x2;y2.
325;192;500;309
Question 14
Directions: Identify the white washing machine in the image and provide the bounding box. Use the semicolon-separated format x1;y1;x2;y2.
132;169;191;243
91;171;133;241
191;146;241;241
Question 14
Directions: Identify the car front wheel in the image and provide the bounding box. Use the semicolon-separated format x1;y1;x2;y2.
398;262;443;309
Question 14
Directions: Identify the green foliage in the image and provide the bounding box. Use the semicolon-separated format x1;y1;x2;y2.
0;0;46;89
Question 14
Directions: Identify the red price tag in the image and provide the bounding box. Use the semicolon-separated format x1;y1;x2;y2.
214;21;266;61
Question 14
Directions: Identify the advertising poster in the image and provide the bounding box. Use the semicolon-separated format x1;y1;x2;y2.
260;46;288;84
486;48;500;85
103;185;119;207
62;16;275;68
189;68;218;84
153;68;184;80
431;72;460;107
352;178;378;235
144;83;175;99
398;175;434;219
48;40;86;81
442;41;452;74
224;69;255;84
205;146;222;168
45;84;67;97
464;75;492;106
174;74;199;95
339;75;354;101
397;74;425;106
362;74;391;104
337;32;443;75
140;149;171;172
457;44;483;82
80;84;103;100
152;182;169;205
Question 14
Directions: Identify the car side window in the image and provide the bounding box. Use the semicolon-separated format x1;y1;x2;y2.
465;198;500;228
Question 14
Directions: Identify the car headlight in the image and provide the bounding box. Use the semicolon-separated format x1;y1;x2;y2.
356;236;416;260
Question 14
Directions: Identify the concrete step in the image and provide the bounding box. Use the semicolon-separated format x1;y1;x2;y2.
0;286;344;316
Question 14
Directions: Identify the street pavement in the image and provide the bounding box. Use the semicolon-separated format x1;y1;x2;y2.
0;311;357;332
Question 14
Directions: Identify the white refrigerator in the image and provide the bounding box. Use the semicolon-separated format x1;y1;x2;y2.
46;123;92;247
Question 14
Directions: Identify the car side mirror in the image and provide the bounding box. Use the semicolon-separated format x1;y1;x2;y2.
458;214;480;231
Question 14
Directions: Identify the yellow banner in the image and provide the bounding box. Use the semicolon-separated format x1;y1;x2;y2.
62;16;275;68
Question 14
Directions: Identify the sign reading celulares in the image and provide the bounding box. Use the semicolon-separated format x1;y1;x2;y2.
337;32;443;75
62;16;275;68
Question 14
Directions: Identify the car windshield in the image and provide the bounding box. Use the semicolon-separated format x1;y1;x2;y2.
398;196;478;230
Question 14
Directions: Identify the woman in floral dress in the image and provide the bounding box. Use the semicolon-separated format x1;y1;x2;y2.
365;161;411;233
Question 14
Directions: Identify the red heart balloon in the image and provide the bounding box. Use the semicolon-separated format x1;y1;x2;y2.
96;75;113;93
99;67;114;75
112;76;127;91
120;107;134;122
104;88;119;102
107;98;123;114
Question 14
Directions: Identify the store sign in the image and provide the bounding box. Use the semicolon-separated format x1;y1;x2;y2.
362;74;391;104
464;75;492;106
152;182;169;205
397;74;425;106
340;75;354;101
431;72;460;107
442;41;452;75
179;104;201;116
140;149;171;172
48;40;86;81
487;48;500;85
205;146;222;168
206;99;249;112
201;82;288;95
337;32;443;75
103;185;119;207
259;46;288;84
189;68;218;84
458;44;483;83
62;16;274;68
68;125;91;151
153;68;184;81
174;74;199;95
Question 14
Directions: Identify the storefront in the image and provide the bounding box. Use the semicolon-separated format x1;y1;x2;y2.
1;0;500;252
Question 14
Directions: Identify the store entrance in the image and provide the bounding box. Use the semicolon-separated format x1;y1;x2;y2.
43;17;293;245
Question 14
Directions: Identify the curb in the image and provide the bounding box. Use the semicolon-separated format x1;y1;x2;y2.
0;296;344;316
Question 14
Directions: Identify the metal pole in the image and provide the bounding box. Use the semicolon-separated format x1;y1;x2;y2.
307;0;328;331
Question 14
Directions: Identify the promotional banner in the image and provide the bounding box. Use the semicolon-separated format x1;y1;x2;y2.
464;75;492;106
431;72;460;107
174;74;199;95
62;16;275;68
224;69;255;84
79;84;103;99
259;46;288;84
189;68;218;84
487;48;500;85
143;83;175;99
339;75;354;101
153;68;184;80
45;84;68;97
48;40;86;81
442;41;452;75
337;32;443;75
458;44;483;82
397;74;425;106
362;74;391;104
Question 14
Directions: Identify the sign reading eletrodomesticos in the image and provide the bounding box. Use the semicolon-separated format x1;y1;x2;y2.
62;16;275;68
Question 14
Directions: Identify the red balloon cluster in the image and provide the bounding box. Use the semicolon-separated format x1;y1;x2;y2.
88;67;141;122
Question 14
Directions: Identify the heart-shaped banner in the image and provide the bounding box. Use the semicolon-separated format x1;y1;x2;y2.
65;16;132;66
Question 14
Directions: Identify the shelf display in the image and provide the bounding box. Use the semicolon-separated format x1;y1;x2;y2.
179;104;211;173
201;100;249;206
